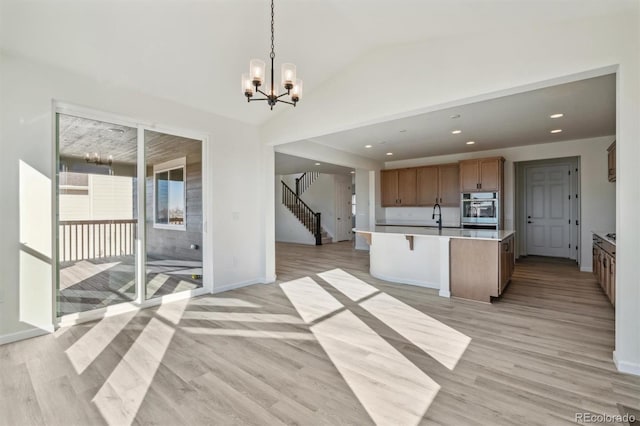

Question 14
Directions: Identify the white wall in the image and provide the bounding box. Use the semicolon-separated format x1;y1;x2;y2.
354;169;373;250
261;11;640;374
384;137;615;272
0;52;269;341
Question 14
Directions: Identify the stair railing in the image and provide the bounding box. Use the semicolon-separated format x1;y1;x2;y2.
295;171;320;196
282;181;322;245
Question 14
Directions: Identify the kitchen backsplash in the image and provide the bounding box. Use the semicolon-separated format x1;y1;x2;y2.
383;206;461;227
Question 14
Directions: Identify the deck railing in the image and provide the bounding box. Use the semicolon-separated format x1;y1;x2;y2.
59;219;137;262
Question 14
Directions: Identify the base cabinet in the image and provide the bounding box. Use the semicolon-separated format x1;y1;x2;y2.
450;234;515;302
593;235;615;306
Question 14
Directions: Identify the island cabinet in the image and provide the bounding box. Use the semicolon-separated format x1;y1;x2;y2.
607;141;616;182
459;157;504;192
381;168;417;207
450;233;515;303
416;164;460;207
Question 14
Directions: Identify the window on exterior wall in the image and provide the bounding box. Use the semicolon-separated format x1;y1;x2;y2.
154;158;186;230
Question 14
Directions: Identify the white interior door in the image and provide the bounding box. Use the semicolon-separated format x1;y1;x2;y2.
335;175;353;242
526;165;571;257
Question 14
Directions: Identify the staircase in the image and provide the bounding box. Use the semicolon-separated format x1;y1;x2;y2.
295;171;319;196
282;180;326;245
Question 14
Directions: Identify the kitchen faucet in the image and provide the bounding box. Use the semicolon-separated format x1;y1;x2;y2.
432;203;442;231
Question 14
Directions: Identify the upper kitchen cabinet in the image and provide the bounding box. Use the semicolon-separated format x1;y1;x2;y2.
607;141;616;182
459;157;504;192
381;168;417;207
417;164;460;206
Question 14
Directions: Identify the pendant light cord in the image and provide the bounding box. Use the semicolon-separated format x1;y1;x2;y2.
270;0;275;60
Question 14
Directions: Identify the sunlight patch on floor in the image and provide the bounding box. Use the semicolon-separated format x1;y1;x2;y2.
317;268;378;301
188;297;261;308
65;310;138;374
280;277;343;323
280;270;472;424
181;311;304;323
145;273;170;298
180;328;316;340
361;293;471;370
59;260;120;289
92;299;188;425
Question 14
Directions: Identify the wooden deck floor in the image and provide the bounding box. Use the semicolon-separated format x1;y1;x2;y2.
0;242;637;425
58;256;203;316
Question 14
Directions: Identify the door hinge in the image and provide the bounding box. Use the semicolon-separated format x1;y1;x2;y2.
568;170;571;175
568;195;571;200
575;194;579;199
568;219;571;224
576;246;579;250
569;244;571;248
576;220;579;225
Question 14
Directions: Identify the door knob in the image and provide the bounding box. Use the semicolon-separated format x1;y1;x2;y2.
527;221;533;224
527;215;531;219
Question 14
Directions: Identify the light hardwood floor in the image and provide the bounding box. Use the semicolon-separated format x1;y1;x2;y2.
1;242;638;425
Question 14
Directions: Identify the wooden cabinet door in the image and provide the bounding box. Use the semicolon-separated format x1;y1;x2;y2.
381;170;398;207
459;160;479;192
416;167;439;206
610;258;615;305
479;159;500;191
397;168;417;206
438;164;460;206
607;142;616;182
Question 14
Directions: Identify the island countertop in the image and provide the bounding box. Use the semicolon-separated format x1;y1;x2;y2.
355;226;515;241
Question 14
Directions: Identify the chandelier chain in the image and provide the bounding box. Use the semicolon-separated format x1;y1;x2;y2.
270;0;275;59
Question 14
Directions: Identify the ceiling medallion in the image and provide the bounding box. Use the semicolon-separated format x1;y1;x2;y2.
241;0;302;110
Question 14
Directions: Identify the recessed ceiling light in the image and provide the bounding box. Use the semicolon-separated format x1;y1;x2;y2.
466;141;475;145
386;152;393;156
550;113;564;119
108;128;125;134
451;130;462;134
399;129;407;133
550;129;563;134
379;141;387;144
315;162;321;166
450;114;461;119
364;144;372;148
350;171;355;174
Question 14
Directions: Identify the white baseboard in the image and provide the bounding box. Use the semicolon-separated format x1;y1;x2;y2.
613;351;640;376
439;289;451;298
260;275;277;284
0;325;54;346
212;278;266;294
370;271;439;290
580;266;593;272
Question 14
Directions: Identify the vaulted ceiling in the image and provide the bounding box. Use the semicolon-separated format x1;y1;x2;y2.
0;0;633;127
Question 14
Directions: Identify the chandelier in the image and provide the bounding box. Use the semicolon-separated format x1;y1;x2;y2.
241;0;302;110
85;152;113;166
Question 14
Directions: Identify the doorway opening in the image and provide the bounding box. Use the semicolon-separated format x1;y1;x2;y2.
514;156;580;263
55;110;207;319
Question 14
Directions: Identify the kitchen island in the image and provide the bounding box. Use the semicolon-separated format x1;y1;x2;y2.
354;226;515;302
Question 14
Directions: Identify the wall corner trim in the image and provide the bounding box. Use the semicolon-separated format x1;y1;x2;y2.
613;351;640;377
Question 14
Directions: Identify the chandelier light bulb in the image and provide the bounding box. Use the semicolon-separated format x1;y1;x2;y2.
250;59;265;86
291;79;303;102
281;63;296;90
241;73;254;98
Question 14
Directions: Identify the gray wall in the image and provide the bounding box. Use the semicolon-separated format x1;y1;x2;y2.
145;154;203;262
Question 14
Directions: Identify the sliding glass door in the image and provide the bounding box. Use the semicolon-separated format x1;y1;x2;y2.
56;113;138;316
144;130;203;299
55;112;205;318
